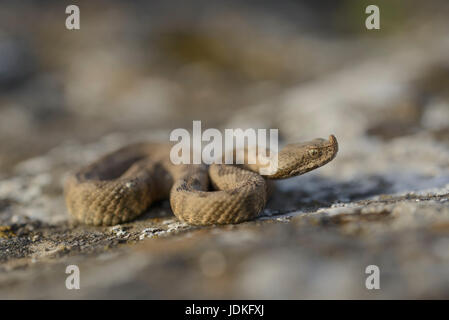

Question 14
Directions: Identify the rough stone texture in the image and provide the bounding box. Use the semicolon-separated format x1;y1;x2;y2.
0;1;448;299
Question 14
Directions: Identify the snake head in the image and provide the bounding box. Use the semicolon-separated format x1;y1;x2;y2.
267;134;338;179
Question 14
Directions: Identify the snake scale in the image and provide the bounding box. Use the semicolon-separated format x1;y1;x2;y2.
64;135;338;226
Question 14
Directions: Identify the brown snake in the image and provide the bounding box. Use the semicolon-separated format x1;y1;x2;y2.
64;135;338;226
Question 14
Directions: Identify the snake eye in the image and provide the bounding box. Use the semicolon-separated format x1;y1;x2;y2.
308;149;320;157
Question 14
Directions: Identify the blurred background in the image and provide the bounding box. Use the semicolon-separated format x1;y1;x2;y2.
0;0;449;299
1;0;448;174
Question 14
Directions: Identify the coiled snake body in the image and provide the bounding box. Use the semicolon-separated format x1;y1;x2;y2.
64;135;338;226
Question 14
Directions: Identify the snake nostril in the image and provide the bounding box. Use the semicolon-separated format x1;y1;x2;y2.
328;135;338;152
